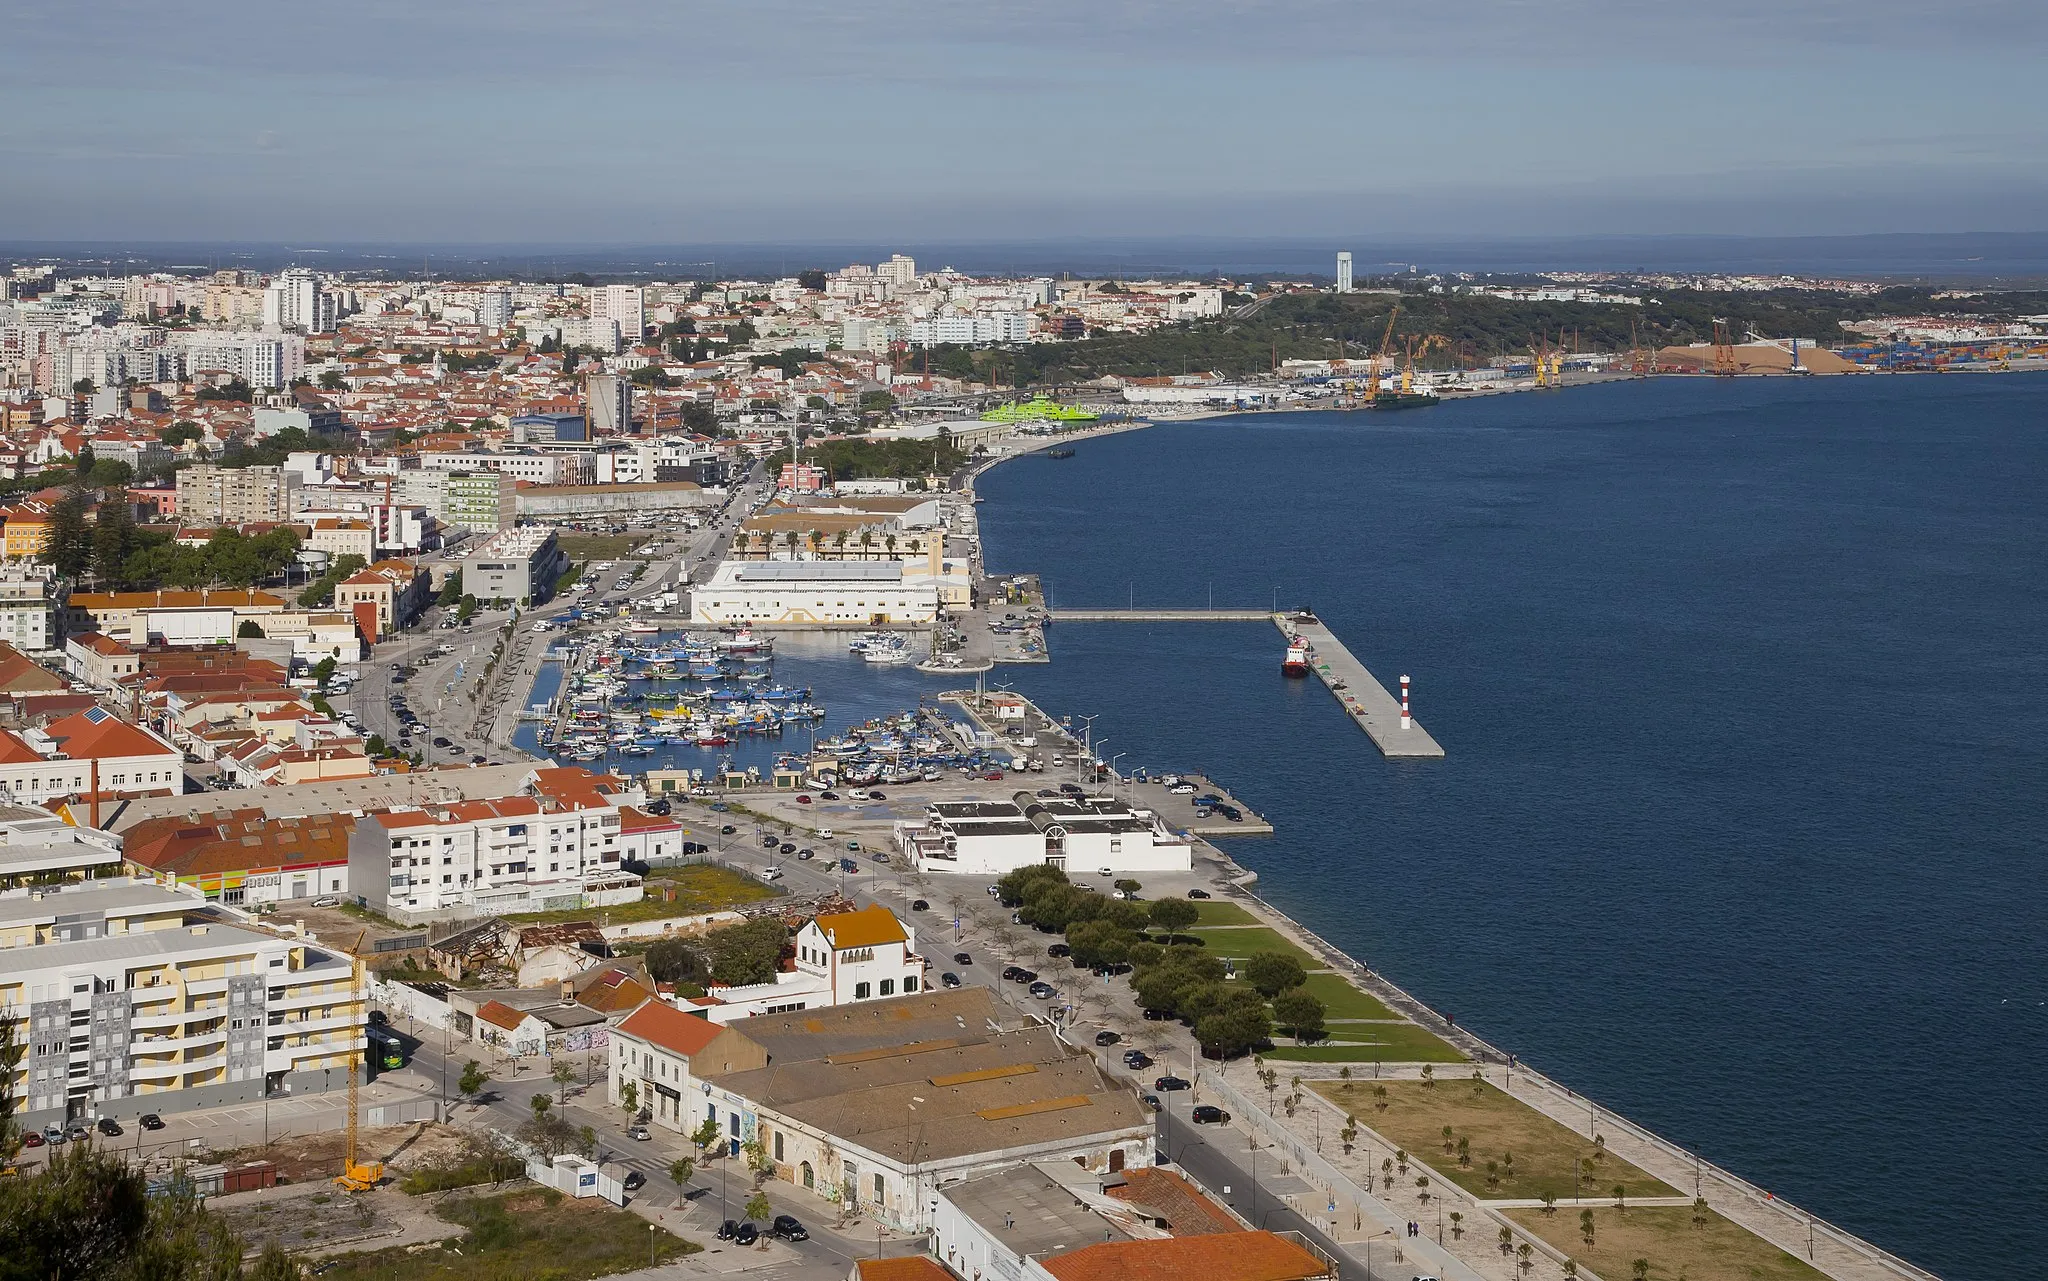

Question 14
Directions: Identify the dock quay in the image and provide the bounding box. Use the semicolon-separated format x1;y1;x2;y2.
1277;614;1446;759
1046;608;1273;622
939;689;1274;836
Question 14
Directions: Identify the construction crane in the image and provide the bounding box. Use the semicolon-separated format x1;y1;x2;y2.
334;930;384;1192
1711;320;1739;377
1364;304;1401;402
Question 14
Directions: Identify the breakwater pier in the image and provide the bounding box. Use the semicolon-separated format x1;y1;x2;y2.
1047;608;1273;622
1277;613;1446;759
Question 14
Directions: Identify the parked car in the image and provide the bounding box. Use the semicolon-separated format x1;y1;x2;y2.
770;1215;808;1241
64;1122;90;1143
941;972;962;988
312;896;341;908
1154;1075;1192;1092
759;833;779;848
839;859;859;874
139;1113;164;1131
1092;1030;1120;1047
42;1124;65;1145
1047;943;1071;959
778;842;797;855
734;1222;759;1246
796;848;815;861
1000;965;1022;980
628;1124;651;1141
719;824;737;835
622;1170;646;1191
717;1221;740;1241
1122;1050;1153;1069
1168;782;1196;794
795;795;811;804
819;791;839;800
954;951;973;965
1028;982;1055;999
1141;1093;1162;1112
1191;1105;1231;1124
367;1010;389;1026
1012;968;1038;983
1188;888;1211;899
20;1130;43;1148
910;899;930;912
1142;1007;1172;1021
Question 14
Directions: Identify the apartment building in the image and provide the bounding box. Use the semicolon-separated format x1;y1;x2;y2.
437;472;516;534
0;877;364;1128
0;563;61;652
63;588;290;647
344;768;642;924
123;808;352;906
177;331;305;390
332;559;429;638
0;806;124;887
178;464;301;526
589;285;646;345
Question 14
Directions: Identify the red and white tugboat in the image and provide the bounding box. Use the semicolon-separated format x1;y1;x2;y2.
1281;635;1312;678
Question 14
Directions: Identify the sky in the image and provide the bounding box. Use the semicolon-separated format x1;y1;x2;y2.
3;0;2047;245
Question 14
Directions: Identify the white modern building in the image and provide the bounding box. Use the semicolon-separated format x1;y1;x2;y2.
895;792;1193;877
590;285;645;345
178;330;306;389
691;904;924;1024
0;877;365;1129
465;525;568;604
0;564;60;652
690;560;940;627
344;769;644;924
262;269;336;333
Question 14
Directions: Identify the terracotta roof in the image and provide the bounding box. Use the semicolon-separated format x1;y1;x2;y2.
0;730;46;765
0;642;63;694
69;632;131;657
855;1259;955;1281
475;1000;529;1032
616;997;726;1057
44;707;177;761
1039;1233;1330;1281
1105;1168;1241;1236
815;903;907;950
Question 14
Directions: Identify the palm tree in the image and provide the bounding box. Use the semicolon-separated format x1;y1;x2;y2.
1580;1208;1596;1245
1373;1085;1389;1112
806;530;823;559
883;534;898;560
1516;1243;1534;1277
1497;1226;1514;1257
1692;1196;1710;1230
1448;1211;1463;1239
782;530;801;560
833;529;849;560
1414;1176;1429;1204
1613;1184;1627;1211
1441;1125;1455;1155
858;530;875;561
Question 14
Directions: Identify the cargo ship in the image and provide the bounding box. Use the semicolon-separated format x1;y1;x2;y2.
1282;636;1312;677
1369;391;1440;410
1045;447;1075;459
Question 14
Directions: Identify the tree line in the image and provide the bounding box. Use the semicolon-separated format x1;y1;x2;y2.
43;488;303;592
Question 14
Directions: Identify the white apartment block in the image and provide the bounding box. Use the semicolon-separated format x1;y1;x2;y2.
345;779;643;924
590;285;646;345
262;270;336;334
0;564;60;652
0;708;184;809
178;331;306;389
908;313;1031;346
0;878;365;1128
417;451;589;485
895;792;1193;878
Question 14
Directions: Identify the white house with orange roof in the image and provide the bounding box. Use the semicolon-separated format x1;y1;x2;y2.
0;706;183;808
691;903;925;1025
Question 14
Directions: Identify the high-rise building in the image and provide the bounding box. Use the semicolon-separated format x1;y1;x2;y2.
476;288;513;332
178;331;305;389
880;254;917;288
585;373;630;435
590;285;645;345
177;464;301;525
262;269;335;333
1336;252;1353;294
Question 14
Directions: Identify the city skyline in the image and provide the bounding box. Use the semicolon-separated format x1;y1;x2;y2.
4;0;2046;242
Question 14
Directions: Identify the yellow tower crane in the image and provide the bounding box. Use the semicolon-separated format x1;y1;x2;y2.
1401;334;1450;394
334;930;384;1192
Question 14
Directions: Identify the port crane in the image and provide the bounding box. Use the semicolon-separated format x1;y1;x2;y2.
1711;320;1739;376
1364;304;1401;402
334;930;384;1192
1400;334;1450;394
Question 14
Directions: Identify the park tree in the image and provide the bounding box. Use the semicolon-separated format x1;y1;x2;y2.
620;1080;639;1116
744;1191;773;1226
1146;897;1198;940
237;619;265;639
1271;987;1325;1043
1244;950;1306;998
458;1060;488;1106
670;1157;696;1186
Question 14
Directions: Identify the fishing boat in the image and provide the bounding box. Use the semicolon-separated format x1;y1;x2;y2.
1282;636;1312;678
1045;446;1076;459
863;636;915;665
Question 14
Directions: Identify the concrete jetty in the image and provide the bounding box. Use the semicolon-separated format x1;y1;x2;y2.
1277;614;1446;759
1047;608;1273;622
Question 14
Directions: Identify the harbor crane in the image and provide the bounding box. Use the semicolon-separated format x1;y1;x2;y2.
1400;334;1450;394
1365;304;1401;401
334;929;384;1193
1712;320;1739;376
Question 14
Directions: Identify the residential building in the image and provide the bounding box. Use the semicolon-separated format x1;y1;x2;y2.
439;471;516;534
694;904;924;1024
178;464;300;526
476;288;513;332
64;632;139;689
0;877;364;1129
465;526;567;604
0;639;65;696
307;516;376;563
122;809;353;906
332;559;429;639
261;269;336;333
0;566;61;652
0;706;183;808
589;285;645;345
895;792;1192;877
63;589;289;647
609;987;1152;1231
0;805;125;887
585;373;630;436
690;561;940;627
344;767;642;924
178;331;305;389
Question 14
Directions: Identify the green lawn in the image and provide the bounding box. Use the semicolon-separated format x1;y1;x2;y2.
1312;1079;1673;1201
1183;926;1322;970
1506;1205;1828;1281
316;1188;696;1281
1190;900;1258;926
1296;972;1396;1020
1263;1023;1467;1064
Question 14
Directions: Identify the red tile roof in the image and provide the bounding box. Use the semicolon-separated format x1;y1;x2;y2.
1040;1233;1329;1281
616;998;725;1057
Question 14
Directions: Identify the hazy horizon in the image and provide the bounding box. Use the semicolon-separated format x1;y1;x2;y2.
5;1;2046;243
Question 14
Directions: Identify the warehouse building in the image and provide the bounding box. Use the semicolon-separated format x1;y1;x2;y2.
895;791;1192;876
690;560;941;627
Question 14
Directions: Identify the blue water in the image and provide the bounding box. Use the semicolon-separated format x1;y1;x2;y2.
975;378;2048;1280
